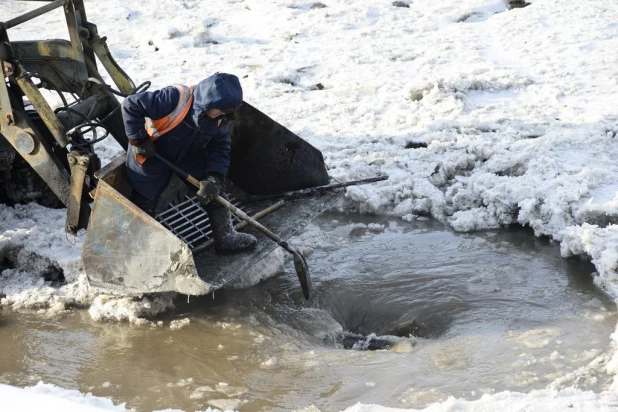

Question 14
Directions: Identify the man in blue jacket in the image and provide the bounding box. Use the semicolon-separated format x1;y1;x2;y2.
121;73;257;254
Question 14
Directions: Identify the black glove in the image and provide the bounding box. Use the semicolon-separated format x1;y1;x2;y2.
132;139;156;158
196;175;223;205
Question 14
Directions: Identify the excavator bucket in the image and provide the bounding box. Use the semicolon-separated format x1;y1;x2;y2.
82;103;343;295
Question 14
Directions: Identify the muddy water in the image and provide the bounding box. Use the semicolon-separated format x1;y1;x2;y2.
1;213;617;411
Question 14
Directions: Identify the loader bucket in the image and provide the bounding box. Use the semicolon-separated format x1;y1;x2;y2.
82;157;211;296
229;102;330;194
82;104;341;295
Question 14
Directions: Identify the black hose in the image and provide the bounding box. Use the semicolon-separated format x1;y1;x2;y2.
29;72;151;149
87;77;151;98
32;72;75;127
24;71;153;153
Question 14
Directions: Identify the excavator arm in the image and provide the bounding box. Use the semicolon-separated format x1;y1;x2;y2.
0;0;134;234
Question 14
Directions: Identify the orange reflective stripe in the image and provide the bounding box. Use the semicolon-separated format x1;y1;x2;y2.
144;85;195;141
144;118;160;139
137;85;194;165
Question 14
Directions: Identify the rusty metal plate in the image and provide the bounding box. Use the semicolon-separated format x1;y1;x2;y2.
82;179;211;296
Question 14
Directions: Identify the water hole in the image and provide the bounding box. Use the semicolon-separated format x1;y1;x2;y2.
0;212;616;411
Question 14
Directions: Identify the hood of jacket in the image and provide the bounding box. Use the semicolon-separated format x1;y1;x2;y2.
191;73;243;126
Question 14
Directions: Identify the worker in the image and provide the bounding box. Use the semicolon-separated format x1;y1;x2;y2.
121;72;257;254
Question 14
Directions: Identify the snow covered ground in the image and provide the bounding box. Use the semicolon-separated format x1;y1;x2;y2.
0;382;127;412
2;0;618;410
4;382;618;412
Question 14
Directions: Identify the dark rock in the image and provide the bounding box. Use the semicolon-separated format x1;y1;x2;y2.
279;78;296;86
506;0;530;9
339;332;415;351
405;141;428;149
311;2;327;9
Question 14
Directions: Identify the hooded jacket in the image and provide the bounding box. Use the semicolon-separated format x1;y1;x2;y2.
121;73;243;201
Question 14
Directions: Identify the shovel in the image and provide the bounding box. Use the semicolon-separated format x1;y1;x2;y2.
154;153;312;300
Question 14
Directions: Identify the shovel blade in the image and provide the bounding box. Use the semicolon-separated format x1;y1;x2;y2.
293;251;311;300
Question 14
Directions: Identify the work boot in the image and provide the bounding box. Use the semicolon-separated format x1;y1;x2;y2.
207;207;257;254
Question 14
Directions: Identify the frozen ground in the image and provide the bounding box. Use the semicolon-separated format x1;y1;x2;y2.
2;0;618;410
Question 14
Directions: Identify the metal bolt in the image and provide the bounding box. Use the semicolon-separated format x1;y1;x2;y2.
78;27;90;41
2;61;13;76
15;130;36;154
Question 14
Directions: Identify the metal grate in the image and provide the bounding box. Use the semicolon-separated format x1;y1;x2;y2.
154;195;242;249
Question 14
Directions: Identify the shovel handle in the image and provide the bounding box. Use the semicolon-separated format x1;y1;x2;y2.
216;194;311;300
215;195;285;245
154;153;311;299
185;174;201;188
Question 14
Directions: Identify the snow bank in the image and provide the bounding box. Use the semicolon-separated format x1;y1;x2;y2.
1;382;126;412
0;382;230;412
342;387;618;412
8;381;618;412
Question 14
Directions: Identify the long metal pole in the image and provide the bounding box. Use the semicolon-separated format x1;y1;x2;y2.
242;175;389;204
4;0;68;29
